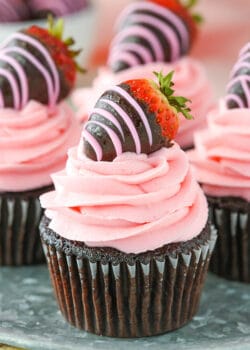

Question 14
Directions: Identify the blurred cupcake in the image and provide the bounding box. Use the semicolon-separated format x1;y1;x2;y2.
40;72;216;337
73;0;214;150
0;19;81;266
0;0;30;22
189;42;250;282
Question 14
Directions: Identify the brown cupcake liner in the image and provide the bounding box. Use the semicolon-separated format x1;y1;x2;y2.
41;222;217;338
0;186;52;266
208;196;250;283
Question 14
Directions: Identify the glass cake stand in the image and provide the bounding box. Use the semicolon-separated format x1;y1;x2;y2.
0;266;250;350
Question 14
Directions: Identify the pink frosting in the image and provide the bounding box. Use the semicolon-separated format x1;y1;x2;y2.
40;143;208;253
72;58;214;149
189;107;250;201
0;101;81;192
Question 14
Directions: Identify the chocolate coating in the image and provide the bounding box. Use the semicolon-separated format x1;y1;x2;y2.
0;31;71;109
226;42;250;109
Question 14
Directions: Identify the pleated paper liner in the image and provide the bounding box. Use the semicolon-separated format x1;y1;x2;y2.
40;216;217;338
208;195;250;283
0;185;52;266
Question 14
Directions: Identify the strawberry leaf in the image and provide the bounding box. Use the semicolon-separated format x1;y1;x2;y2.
155;70;194;120
184;0;198;9
192;13;204;24
48;15;64;40
181;0;203;25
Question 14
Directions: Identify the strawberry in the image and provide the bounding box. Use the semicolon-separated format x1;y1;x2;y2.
83;71;192;161
108;0;202;73
0;17;84;109
150;0;202;43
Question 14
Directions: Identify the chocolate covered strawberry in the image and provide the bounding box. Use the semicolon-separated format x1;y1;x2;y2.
0;17;83;109
108;0;201;73
83;71;192;161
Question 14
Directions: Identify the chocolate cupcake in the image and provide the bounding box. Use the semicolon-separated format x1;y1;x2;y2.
40;72;216;337
0;19;81;265
189;42;250;282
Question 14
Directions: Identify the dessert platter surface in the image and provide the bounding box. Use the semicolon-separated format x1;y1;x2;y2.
1;266;250;350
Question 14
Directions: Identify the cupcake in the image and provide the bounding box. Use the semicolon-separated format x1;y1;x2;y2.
0;19;81;266
73;0;214;150
40;72;217;337
189;42;250;282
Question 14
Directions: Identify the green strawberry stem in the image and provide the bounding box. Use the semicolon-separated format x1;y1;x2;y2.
192;13;203;24
48;15;64;40
47;15;86;73
154;71;193;120
181;0;203;25
184;0;198;9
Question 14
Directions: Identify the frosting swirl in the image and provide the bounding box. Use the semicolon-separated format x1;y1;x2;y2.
0;101;81;192
40;143;208;253
189;107;250;201
72;58;213;148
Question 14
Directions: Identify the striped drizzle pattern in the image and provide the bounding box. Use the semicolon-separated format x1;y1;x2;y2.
83;85;153;161
107;1;189;72
225;42;250;109
0;32;60;109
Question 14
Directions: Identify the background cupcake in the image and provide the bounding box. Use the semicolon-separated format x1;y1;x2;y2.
40;72;216;337
73;0;214;150
0;20;81;265
189;42;250;282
